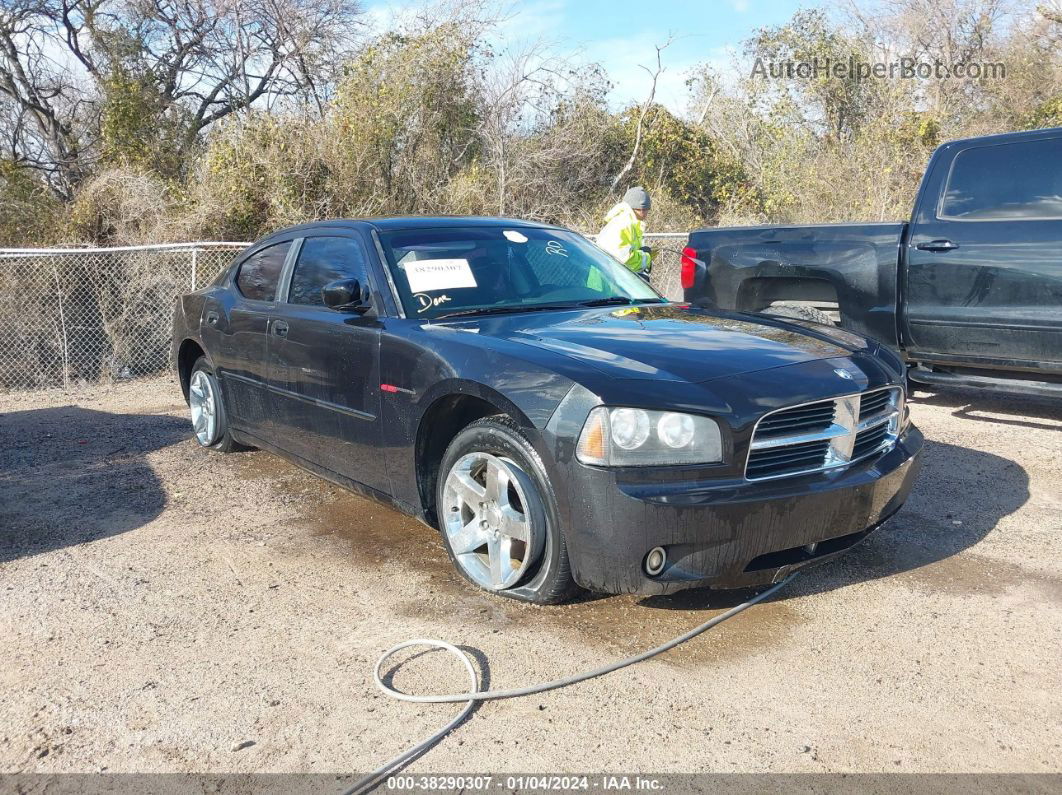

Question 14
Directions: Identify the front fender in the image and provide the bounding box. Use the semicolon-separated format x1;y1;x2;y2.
376;327;577;513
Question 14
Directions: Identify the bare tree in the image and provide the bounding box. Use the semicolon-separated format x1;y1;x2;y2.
0;0;363;195
0;1;95;197
475;40;581;215
1037;1;1062;24
610;36;672;192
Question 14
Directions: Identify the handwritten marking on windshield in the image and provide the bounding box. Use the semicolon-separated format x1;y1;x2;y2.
545;240;568;257
415;293;453;313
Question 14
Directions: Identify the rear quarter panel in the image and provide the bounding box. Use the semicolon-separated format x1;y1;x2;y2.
686;223;905;347
171;293;208;367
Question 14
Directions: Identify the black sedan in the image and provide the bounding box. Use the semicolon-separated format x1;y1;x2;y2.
172;217;924;603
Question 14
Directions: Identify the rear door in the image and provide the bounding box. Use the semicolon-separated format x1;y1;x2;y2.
904;134;1062;369
268;233;388;493
211;239;295;439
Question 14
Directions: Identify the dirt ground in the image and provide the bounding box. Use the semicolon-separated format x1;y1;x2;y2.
1;376;1060;777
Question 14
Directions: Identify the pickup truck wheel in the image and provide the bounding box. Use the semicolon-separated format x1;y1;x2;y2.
437;416;581;604
188;357;248;453
765;303;834;325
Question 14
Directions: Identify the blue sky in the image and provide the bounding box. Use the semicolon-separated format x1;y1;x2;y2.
364;0;811;115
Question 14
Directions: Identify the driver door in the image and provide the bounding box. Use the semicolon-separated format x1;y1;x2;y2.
267;233;388;493
904;134;1062;368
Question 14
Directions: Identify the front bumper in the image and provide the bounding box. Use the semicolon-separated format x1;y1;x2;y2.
560;427;924;595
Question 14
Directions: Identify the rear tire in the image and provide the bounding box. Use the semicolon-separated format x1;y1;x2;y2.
188;357;248;453
436;416;581;604
764;303;834;325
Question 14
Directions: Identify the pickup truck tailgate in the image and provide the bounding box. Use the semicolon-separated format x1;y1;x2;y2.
685;222;905;347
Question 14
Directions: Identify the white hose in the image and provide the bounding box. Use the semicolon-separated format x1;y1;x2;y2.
345;573;797;794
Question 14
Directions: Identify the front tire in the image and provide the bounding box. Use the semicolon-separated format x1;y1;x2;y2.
188;357;247;453
436;416;580;604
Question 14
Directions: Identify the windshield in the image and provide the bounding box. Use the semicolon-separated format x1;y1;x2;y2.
376;226;663;319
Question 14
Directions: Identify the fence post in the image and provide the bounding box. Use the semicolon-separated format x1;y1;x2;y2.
191;248;198;290
51;263;70;391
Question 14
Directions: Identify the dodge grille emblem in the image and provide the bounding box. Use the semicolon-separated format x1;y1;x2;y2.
834;368;854;380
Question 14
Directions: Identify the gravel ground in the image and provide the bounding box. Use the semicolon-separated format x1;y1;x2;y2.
1;377;1060;777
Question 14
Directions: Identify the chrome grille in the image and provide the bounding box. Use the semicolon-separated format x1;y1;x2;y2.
756;402;836;437
746;439;831;480
853;423;890;459
858;389;892;420
746;387;904;481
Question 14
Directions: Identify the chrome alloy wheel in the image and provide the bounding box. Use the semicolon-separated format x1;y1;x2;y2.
441;452;545;591
188;369;221;446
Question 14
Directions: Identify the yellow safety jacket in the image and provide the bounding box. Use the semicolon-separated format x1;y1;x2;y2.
597;201;651;273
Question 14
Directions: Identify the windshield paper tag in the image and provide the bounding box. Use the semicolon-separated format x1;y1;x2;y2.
404;259;477;292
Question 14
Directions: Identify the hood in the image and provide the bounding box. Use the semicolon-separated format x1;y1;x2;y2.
445;305;864;383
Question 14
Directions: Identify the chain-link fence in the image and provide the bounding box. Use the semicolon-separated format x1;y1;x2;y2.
0;232;688;392
641;232;688;303
0;243;247;391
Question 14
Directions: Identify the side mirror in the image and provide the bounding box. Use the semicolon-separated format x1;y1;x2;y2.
322;278;371;314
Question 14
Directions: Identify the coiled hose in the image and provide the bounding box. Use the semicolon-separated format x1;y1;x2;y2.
345;573;797;794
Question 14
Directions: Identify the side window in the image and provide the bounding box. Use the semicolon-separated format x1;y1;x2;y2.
940;138;1062;220
235;241;291;301
289;236;371;306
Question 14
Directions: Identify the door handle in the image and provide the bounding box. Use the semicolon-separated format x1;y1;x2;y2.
915;239;959;252
205;311;219;326
272;320;289;338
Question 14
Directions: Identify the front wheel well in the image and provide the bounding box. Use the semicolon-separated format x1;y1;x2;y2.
177;339;205;402
416;394;507;525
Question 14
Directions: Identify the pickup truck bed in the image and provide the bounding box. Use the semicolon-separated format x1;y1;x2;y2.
686;222;905;348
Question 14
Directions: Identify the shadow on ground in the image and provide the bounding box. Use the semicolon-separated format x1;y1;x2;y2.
639;437;1029;611
292;433;1029;622
909;385;1062;431
0;406;188;564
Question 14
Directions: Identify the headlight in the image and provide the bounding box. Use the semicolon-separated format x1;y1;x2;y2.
576;407;723;466
610;408;650;449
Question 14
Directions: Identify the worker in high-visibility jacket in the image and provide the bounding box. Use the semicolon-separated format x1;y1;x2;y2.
597;186;653;276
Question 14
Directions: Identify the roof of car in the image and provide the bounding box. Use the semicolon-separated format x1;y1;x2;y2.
259;216;566;241
366;216;564;231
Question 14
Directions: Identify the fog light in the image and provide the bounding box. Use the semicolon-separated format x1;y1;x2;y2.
644;546;667;576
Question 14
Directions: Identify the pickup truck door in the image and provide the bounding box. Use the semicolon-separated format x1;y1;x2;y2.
904;134;1062;370
266;233;389;494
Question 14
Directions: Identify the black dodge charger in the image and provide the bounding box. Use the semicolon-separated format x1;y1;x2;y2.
172;217;924;603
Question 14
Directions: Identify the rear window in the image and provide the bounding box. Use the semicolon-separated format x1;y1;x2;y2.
940;138;1062;220
235;241;291;301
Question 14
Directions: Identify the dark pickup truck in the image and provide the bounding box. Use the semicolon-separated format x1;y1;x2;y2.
680;127;1062;398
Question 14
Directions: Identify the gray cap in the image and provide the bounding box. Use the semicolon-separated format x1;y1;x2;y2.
623;186;651;210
